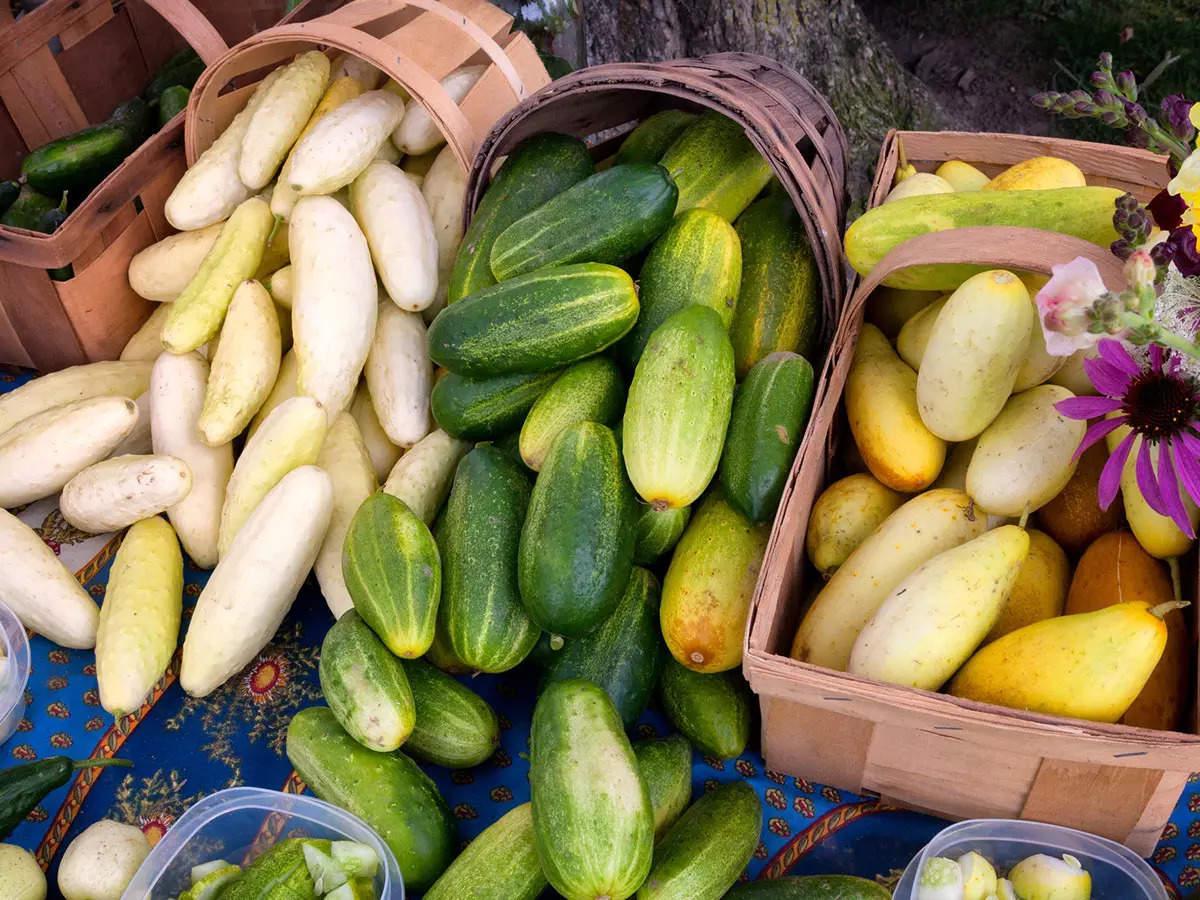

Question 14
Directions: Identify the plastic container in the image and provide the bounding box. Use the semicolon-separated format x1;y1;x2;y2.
122;787;404;899
0;600;30;746
894;819;1168;899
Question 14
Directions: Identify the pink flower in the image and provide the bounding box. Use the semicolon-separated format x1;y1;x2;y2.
1124;248;1157;288
1035;257;1108;356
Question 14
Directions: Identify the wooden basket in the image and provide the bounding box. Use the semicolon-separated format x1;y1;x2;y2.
184;0;551;173
744;129;1194;856
463;53;850;332
0;0;308;372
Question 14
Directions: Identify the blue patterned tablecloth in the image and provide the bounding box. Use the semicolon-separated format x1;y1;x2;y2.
2;366;1196;898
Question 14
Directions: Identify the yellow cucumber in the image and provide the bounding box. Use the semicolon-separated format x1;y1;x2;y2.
95;516;183;716
986;529;1069;642
935;160;989;191
1107;424;1199;558
0;359;150;435
864;286;940;339
883;172;953;202
791;489;985;670
60;454;193;535
162;197;275;353
120;304;171;362
127;222;222;302
248;348;299;439
314;412;377;619
393;66;484;155
268;264;293;307
198;280;282;446
239;51;331;190
351;382;403;481
895;293;948;370
288;90;407;195
1013;273;1064;390
984;156;1086;191
805;473;904;575
217;395;328;557
382;428;469;524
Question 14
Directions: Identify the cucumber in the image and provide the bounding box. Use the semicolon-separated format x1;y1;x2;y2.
661;493;769;673
725;876;892;899
490;163;678;280
286;707;455;892
431;370;560;440
660;658;752;759
1;186;57;230
617;208;742;368
110;97;152;144
158;85;191;126
22;98;149;196
519;421;635;637
730;193;821;377
450;133;594;303
633;735;693;843
342;491;441;658
530;679;654;900
719;351;815;523
424;619;474;675
219;838;325;899
616;110;698;165
438;447;539;672
637;781;762;900
519;357;624;470
634;504;691;564
542;566;663;727
424;803;547;900
400;658;500;768
659;111;772;221
623;305;735;510
318;610;415;752
844;186;1124;291
0;181;19;217
144;49;204;99
429;262;639;377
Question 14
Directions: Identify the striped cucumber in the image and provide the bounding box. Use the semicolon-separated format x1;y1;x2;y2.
424;803;546;900
725;876;891;898
633;735;693;843
519;357;624;470
616;110;698;165
659;111;772;221
660;658;752;759
634;504;692;564
437;447;539;673
400;658;500;768
624;306;735;510
431;370;560;440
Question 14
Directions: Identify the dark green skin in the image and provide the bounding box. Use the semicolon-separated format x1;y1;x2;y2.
0;186;58;230
0;180;19;217
438;447;539;672
450;132;594;303
431;370;560;440
0;757;130;839
616;109;699;165
490;163;679;280
400;658;500;768
633;734;693;843
286;707;455;891
724;876;892;899
158;85;191;126
719;351;815;523
660;658;752;759
633;503;692;564
218;838;328;899
21;97;149;196
519;421;636;638
109;97;152;144
144;52;204;100
639;781;762;900
542;566;663;727
429;262;639;377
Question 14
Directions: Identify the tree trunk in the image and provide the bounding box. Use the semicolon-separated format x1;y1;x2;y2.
583;0;952;205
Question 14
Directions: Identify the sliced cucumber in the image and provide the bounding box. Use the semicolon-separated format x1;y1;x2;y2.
325;877;376;900
331;841;379;879
303;842;349;894
180;862;240;900
190;860;233;884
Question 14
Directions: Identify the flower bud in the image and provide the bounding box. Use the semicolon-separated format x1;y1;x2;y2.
1126;102;1149;126
1124;248;1157;288
1098;51;1114;70
1116;70;1137;100
1094;89;1117;109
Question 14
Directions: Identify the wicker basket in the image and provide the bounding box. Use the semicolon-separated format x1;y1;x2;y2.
744;129;1194;856
0;0;313;371
464;53;849;333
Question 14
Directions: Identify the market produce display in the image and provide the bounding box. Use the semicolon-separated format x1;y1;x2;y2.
793;153;1194;734
0;46;826;899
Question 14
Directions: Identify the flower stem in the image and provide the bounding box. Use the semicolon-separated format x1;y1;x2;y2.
1120;312;1200;361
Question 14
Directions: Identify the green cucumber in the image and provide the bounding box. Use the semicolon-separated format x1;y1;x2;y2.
633;735;693;843
219;838;326;899
636;781;762;900
450;133;594;303
110;96;152;144
660;658;752;759
542;566;663;727
616;110;698;165
519;357;624;470
431;370;559;440
0;181;19;217
519;421;635;637
438;447;539;672
286;707;454;892
158;85;191;126
424;803;547;900
659;111;772;221
489;163;678;280
719;351;815;523
623;305;735;510
1;186;57;230
342;492;441;658
22;98;149;196
530;679;654;900
633;504;691;564
617;208;742;368
145;49;204;100
725;876;892;899
424;619;474;675
401;657;500;768
730;193;821;377
430;262;639;377
319;610;415;752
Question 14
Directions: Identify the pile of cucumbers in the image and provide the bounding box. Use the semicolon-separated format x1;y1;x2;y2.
0;47;202;253
287;109;830;899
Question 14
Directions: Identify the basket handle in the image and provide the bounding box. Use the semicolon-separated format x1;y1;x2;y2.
140;0;230;65
845;225;1128;318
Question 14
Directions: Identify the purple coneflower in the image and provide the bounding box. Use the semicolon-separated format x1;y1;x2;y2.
1057;339;1200;537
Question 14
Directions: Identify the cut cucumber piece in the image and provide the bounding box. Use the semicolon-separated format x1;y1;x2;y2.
303;842;349;894
190;860;234;884
331;841;379;879
325;877;376;900
181;862;240;900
